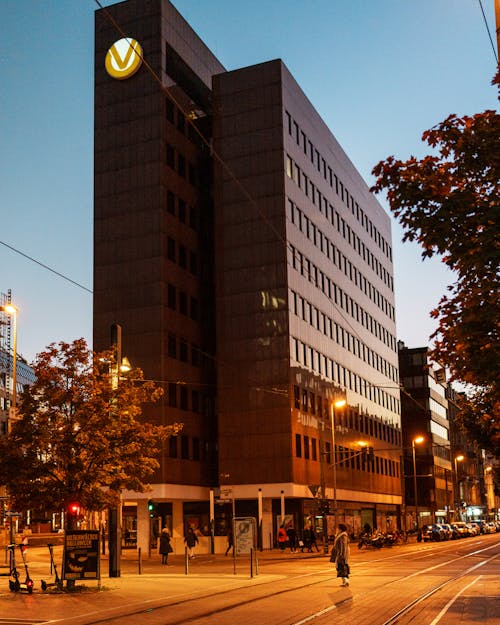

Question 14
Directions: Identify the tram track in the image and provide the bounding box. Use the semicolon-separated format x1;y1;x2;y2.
42;539;499;625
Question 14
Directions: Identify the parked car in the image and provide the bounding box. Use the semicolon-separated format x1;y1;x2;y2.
450;522;468;538
439;523;454;540
485;522;497;534
421;524;445;541
465;523;480;536
470;520;488;534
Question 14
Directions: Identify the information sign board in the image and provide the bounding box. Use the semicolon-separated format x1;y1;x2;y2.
62;530;100;581
234;517;256;555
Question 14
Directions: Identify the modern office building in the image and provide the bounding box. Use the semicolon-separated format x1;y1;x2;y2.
398;343;454;527
94;0;401;551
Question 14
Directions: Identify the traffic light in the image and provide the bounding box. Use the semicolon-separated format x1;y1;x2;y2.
67;502;81;517
148;499;156;517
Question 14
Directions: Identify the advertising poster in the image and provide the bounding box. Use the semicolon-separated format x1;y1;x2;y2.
234;517;256;555
62;530;100;580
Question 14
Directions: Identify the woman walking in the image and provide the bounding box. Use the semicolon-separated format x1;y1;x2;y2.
159;527;173;565
331;523;350;586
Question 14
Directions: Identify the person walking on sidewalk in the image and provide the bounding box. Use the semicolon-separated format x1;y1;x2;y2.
159;527;173;565
184;527;199;559
277;525;288;551
331;523;350;586
225;528;234;556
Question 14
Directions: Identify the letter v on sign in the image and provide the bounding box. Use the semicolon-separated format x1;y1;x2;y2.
105;38;143;80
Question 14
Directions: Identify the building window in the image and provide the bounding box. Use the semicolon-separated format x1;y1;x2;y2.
192;390;200;413
181;435;189;459
167;237;176;261
190;297;198;320
180;386;188;410
179;338;188;362
179;291;187;315
192;437;200;461
166;144;175;168
167;284;176;309
169;436;177;458
168;382;177;407
304;436;310;459
295;433;302;458
168;333;176;358
178;199;186;223
179;244;187;268
294;385;300;409
311;438;317;461
166;99;174;123
177;153;186;177
167;190;175;215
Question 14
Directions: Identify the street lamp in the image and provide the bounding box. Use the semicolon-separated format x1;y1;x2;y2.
329;396;346;549
0;303;18;431
412;436;425;529
454;454;464;519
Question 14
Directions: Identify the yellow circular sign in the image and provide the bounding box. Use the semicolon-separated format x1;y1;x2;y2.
105;38;143;80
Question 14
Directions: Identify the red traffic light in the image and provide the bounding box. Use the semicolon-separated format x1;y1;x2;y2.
67;502;81;516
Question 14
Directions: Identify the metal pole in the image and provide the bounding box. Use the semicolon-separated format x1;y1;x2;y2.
257;488;263;550
108;323;122;578
412;441;418;530
319;418;328;553
209;489;215;554
330;403;338;548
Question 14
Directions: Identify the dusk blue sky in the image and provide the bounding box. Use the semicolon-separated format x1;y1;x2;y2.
1;0;498;363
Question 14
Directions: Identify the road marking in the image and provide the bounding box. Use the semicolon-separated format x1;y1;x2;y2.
428;575;482;625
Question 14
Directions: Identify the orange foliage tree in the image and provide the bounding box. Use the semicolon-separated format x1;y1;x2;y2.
372;71;499;458
0;339;182;516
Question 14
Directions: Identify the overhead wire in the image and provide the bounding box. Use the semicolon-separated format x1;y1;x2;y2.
0;239;92;294
477;0;498;63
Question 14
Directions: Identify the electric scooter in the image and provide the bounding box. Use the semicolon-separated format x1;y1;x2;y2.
6;544;20;592
16;544;34;593
41;543;63;591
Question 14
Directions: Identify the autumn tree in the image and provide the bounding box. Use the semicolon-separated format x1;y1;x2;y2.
0;339;181;518
371;71;499;458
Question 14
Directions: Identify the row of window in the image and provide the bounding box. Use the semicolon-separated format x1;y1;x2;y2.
166;190;199;230
293;385;401;445
167;434;206;461
291;336;400;416
290;289;398;383
167;333;201;367
294;434;400;478
289;199;393;319
167;284;198;320
286;156;393;293
166;143;198;187
165;98;204;150
167;382;201;413
166;236;198;275
289;243;396;351
284;110;391;261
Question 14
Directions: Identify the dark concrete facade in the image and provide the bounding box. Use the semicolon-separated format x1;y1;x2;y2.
94;0;402;547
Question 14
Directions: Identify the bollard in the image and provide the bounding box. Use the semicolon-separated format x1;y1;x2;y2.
138;547;142;575
184;546;189;575
250;548;253;578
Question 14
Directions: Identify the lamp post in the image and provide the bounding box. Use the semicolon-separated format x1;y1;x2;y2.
454;454;464;520
0;303;18;432
412;436;425;529
329;396;346;548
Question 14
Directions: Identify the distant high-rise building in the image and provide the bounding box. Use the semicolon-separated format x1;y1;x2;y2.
94;0;401;551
